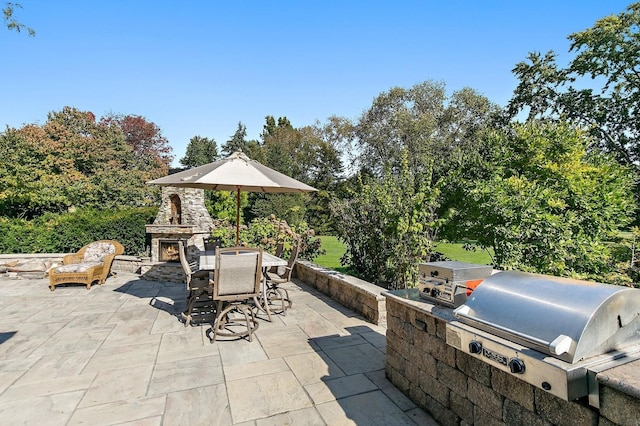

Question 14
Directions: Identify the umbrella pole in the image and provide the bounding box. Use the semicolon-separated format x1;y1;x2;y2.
236;188;240;246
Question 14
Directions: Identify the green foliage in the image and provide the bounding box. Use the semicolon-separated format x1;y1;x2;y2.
332;151;442;289
330;82;498;288
3;2;35;36
209;215;323;261
243;116;344;234
508;2;640;171
249;193;307;227
206;190;247;222
221;122;248;156
463;121;636;280
0;207;157;255
0;107;166;219
180;135;218;168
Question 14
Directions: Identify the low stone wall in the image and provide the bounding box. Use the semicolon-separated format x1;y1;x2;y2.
384;289;640;426
0;254;185;282
293;260;387;327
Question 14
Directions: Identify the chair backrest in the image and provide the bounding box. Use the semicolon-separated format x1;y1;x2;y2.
178;240;194;283
203;236;222;251
82;240;123;263
274;242;284;258
288;241;300;267
279;240;300;280
268;241;285;273
213;247;262;301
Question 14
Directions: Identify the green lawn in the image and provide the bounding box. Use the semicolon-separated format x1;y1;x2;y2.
314;236;347;270
313;236;493;271
435;241;493;265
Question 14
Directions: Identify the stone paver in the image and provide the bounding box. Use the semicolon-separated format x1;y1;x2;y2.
0;272;437;425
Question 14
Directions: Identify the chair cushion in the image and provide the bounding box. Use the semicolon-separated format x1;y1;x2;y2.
83;242;116;263
54;262;102;273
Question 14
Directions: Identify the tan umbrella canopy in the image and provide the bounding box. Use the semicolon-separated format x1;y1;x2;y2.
148;151;317;244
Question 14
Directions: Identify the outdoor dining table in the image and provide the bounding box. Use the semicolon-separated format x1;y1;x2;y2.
199;250;287;271
199;250;287;321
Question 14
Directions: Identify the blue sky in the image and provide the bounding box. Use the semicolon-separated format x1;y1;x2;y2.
1;1;632;166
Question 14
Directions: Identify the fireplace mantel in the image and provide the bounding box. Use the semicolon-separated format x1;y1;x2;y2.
145;224;200;235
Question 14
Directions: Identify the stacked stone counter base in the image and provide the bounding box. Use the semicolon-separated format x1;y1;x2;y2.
384;289;640;426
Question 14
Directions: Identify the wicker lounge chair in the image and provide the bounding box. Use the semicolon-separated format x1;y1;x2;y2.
48;240;124;291
264;240;299;315
209;247;262;343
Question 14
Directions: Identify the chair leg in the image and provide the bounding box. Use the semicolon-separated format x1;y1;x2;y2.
210;302;259;343
266;286;286;315
265;282;292;315
282;287;293;309
257;283;273;321
210;301;226;343
239;305;253;342
182;290;197;327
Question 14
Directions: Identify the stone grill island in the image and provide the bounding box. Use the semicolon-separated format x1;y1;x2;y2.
383;287;640;426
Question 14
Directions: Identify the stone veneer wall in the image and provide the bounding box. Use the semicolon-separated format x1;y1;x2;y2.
294;260;387;327
384;290;640;426
153;187;214;231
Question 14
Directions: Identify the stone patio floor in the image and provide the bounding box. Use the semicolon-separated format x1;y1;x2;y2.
0;272;438;425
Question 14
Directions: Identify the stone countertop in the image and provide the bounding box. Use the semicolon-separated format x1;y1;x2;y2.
596;357;640;399
383;288;456;322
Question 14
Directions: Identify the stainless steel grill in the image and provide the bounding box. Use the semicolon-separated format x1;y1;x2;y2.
445;271;640;405
417;261;493;308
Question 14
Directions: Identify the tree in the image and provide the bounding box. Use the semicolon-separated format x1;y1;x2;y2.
298;125;344;234
100;113;173;176
354;81;499;194
221;122;248;156
334;81;497;282
0;107;169;218
332;150;441;288
180;135;218;168
2;2;35;36
179;134;244;221
463;121;635;281
248;116;344;230
508;2;640;170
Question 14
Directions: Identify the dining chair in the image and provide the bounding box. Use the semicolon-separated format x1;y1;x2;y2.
266;241;284;275
178;240;214;326
209;247;263;342
264;240;299;315
203;235;222;251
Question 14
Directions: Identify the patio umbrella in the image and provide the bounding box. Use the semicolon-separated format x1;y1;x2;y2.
148;151;317;245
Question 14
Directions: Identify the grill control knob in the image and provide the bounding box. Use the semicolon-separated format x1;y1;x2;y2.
508;358;526;374
430;288;440;297
469;341;483;354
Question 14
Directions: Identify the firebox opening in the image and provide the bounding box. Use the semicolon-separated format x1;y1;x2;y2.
159;240;180;262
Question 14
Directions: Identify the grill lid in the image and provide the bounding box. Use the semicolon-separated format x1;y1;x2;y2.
453;271;640;363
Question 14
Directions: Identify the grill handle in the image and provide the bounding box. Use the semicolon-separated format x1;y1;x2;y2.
454;306;572;355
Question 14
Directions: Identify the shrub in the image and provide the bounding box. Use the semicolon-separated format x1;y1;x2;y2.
210;215;324;261
0;207;157;255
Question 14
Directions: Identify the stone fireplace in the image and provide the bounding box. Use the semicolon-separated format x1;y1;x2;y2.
142;187;214;282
